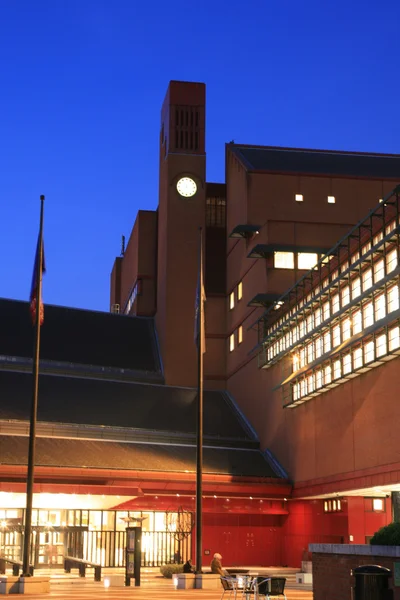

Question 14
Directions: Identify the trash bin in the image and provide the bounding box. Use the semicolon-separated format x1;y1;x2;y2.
352;565;392;600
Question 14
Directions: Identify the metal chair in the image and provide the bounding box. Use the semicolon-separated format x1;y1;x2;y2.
250;577;287;600
220;576;240;600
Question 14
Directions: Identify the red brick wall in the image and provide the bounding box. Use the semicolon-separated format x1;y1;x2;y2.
313;552;398;600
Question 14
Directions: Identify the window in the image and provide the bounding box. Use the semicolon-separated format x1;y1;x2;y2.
373;498;384;512
363;302;374;328
314;308;322;327
388;285;399;313
333;359;341;379
324;364;332;384
374;259;385;283
238;325;243;344
341;286;350;307
315;336;322;359
374;294;386;321
327;196;336;204
306;342;314;363
295;194;303;202
364;339;375;363
352;309;362;334
387;248;398;273
351;277;361;299
362;269;373;291
298;252;318;270
237;281;243;301
332;293;340;314
353;347;363;369
362;242;371;255
343;354;352;375
342;317;351;341
229;334;235;352
373;231;383;245
323;301;330;321
389;326;400;351
229;292;235;310
274;251;294;269
376;332;387;358
332;324;341;348
316;370;323;389
323;330;331;353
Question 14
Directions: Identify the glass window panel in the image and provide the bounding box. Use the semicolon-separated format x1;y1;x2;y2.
237;281;243;300
341;286;350;307
238;325;243;344
332;270;339;281
298;252;318;270
323;278;329;289
323;301;330;321
388;285;399;313
333;359;341;379
362;242;371;255
343;353;352;374
376;333;387;358
332;324;341;347
323;330;331;353
374;259;385;283
314;308;322;327
324;364;332;384
373;231;383;245
331;294;340;314
229;334;235;352
353;347;363;369
342;317;351;341
363;302;374;328
362;269;373;291
386;220;396;234
300;379;307;397
364;340;375;363
299;348;306;368
306;314;313;333
293;353;300;371
315;336;322;359
306;342;314;363
374;294;386;321
293;383;298;401
307;374;314;393
389;326;400;351
351;252;360;264
387;248;398;274
274;251;294;269
351;277;361;299
352;309;362;334
316;370;323;388
229;292;235;310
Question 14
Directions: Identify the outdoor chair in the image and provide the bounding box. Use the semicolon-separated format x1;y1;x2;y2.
249;576;287;600
220;576;240;600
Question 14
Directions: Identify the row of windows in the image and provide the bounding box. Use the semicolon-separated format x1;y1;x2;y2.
230;281;243;310
124;280;141;315
291;324;400;403
275;251;326;270
295;194;337;203
267;251;398;363
267;219;398;340
229;325;243;352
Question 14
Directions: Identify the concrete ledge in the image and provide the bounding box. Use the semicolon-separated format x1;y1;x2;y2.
296;572;313;584
309;543;400;557
175;574;196;589
0;576;50;595
195;574;221;589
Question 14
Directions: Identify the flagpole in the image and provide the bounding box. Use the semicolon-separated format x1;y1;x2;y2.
195;227;204;574
22;195;45;577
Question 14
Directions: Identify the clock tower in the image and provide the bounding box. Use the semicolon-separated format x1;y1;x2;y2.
156;81;206;387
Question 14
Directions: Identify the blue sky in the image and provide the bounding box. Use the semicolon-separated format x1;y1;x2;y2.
1;0;399;312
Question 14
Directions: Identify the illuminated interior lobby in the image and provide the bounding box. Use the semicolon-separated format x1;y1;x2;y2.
1;80;400;569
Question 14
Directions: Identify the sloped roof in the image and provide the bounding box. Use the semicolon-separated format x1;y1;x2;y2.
0;298;160;375
230;145;400;178
0;435;280;478
0;371;253;441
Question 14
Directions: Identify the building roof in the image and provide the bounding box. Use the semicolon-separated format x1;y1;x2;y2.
0;371;254;442
230;145;400;178
0;435;280;478
0;298;161;376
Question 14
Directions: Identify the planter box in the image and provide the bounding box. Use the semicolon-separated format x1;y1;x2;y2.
195;574;221;589
175;574;196;589
0;576;50;595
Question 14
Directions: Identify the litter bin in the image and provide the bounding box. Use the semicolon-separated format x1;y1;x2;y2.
352;565;392;600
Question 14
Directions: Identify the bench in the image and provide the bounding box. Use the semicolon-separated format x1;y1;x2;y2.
64;556;101;581
0;556;34;577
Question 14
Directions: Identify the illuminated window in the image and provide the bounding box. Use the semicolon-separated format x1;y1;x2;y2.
306;314;314;333
388;285;399;313
387;248;398;273
229;333;235;352
274;251;294;269
353;347;363;369
293;353;300;371
323;301;330;321
351;252;360;264
332;324;341;348
389;326;400;351
376;332;387;358
373;498;384;512
343;353;352;374
364;340;375;363
306;342;314;363
341;286;350;307
327;196;336;204
342;317;351;341
362;242;371;255
332;294;340;314
351;277;361;299
308;374;314;393
373;231;383;245
298;252;318;270
362;269;373;291
314;308;322;327
230;292;235;310
238;325;243;344
352;309;362;334
295;194;304;202
374;259;385;283
316;370;323;388
237;281;243;301
323;330;331;353
341;261;349;274
386;220;396;235
363;302;374;328
315;336;322;358
374;294;386;321
299;348;306;368
324;364;332;384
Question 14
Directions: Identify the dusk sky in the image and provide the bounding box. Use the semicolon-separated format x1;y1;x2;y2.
1;0;399;312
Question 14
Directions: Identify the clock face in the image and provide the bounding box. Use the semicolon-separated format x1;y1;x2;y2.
176;177;197;198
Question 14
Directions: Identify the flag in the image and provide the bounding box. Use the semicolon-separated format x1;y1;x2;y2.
29;234;46;326
194;235;206;353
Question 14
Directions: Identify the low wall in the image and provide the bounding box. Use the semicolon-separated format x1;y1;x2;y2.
310;544;400;600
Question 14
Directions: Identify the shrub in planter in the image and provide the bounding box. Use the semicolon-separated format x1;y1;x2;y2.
160;564;184;578
370;522;400;545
